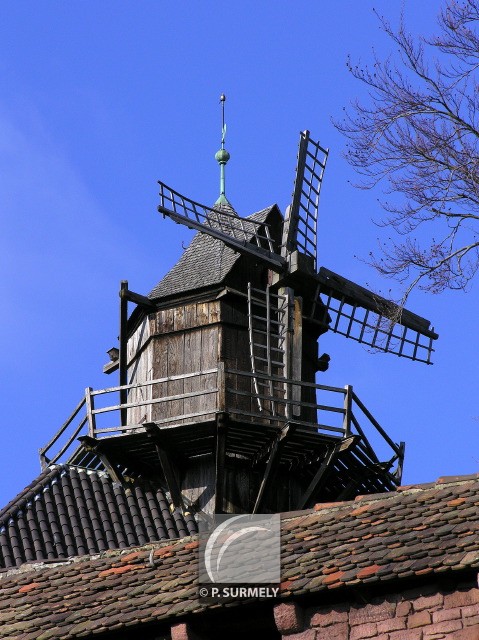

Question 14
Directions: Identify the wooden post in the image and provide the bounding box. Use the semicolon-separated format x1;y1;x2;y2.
39;450;49;470
217;362;226;412
280;287;294;420
214;413;227;514
145;423;184;510
292;296;302;417
119;280;128;427
343;384;353;437
85;387;96;438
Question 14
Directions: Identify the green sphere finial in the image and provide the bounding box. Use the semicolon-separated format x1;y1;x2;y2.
215;148;230;164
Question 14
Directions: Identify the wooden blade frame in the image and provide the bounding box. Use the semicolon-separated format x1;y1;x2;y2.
309;268;438;364
158;181;286;270
282;131;329;269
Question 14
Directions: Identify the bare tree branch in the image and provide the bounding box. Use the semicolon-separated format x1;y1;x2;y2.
335;0;479;299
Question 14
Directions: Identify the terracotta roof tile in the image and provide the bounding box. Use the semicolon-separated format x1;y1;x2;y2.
0;473;478;638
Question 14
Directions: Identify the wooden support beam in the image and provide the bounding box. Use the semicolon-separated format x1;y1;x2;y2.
297;442;342;509
214;413;228;514
122;288;157;310
395;441;406;484
253;425;291;514
119;280;128;427
78;436;124;484
292;296;303;418
280;287;295;420
145;423;184;510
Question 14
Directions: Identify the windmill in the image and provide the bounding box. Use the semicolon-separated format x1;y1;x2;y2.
40;100;438;517
157;129;437;405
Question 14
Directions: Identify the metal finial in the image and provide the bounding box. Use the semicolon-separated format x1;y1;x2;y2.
220;94;226;146
215;93;230;205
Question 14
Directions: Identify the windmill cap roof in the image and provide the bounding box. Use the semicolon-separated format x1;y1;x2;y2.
148;204;279;301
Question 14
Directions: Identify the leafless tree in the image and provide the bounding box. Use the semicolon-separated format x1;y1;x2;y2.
336;0;479;302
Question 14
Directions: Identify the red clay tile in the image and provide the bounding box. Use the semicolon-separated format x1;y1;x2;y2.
121;552;141;563
98;564;138;578
448;498;466;507
356;564;381;579
322;571;345;585
351;504;371;516
314;502;342;511
154;545;176;557
184;541;199;550
323;566;341;575
18;582;41;593
280;580;294;592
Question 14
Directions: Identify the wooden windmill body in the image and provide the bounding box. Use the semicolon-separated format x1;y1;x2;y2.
42;127;438;519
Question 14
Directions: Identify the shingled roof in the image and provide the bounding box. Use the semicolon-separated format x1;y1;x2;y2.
0;473;478;639
0;465;197;569
148;205;277;301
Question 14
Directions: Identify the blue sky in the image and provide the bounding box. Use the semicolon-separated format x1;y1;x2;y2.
1;1;477;507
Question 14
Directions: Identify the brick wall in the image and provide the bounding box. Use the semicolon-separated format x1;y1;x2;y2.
274;581;479;640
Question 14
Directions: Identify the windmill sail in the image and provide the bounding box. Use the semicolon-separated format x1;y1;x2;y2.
282;131;329;268
308;268;438;364
158;181;285;270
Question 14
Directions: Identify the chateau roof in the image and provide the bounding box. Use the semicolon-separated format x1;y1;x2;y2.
0;473;478;639
148;205;278;301
0;465;197;569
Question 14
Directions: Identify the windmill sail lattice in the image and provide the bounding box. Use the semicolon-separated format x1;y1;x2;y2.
282;130;329;268
158;181;285;270
311;268;437;363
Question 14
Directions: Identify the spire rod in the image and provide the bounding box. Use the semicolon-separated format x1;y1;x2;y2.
215;93;231;205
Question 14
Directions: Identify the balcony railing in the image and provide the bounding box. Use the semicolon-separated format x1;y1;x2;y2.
39;365;404;480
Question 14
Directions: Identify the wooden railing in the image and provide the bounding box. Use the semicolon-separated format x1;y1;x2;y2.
39;366;404;480
39;368;220;468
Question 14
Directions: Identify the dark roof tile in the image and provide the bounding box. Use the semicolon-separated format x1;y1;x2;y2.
0;465;197;569
148;206;277;300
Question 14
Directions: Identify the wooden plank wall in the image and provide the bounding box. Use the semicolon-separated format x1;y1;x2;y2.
221;298;255;420
150;300;221;425
126;316;153;425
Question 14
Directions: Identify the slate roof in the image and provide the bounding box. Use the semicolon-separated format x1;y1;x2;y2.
0;473;478;639
149;205;277;300
0;465;197;569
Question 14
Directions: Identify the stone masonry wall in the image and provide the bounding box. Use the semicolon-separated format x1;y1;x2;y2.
274;582;479;640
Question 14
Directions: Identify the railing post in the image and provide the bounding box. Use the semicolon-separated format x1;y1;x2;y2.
396;441;406;484
85;387;96;438
39;449;48;470
343;385;352;437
